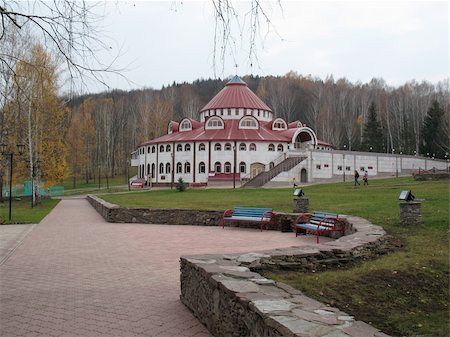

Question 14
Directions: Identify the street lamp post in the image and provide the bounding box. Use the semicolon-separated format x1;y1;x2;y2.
233;143;237;189
1;143;25;223
98;164;101;189
127;159;131;191
343;144;347;182
392;148;398;177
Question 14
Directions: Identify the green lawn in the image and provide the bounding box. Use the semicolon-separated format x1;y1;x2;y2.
61;170;137;196
0;198;60;224
102;177;449;337
61;174;130;191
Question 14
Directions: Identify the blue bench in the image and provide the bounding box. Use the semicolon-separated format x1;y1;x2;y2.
221;207;275;232
294;211;342;243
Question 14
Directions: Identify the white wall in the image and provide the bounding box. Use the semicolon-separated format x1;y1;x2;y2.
137;145;449;185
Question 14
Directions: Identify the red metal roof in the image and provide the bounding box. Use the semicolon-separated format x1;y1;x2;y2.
200;77;272;112
141;120;335;147
141;120;289;145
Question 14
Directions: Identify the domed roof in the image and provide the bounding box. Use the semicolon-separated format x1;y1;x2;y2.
200;75;272;112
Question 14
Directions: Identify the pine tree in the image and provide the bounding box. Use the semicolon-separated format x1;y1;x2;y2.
361;102;384;152
421;101;446;158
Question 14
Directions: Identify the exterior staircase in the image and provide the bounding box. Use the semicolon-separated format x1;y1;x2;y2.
242;156;306;187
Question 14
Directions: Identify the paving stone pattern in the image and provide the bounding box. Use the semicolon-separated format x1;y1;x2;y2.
0;224;34;265
0;199;322;337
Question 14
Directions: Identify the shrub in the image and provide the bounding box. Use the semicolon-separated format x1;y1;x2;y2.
176;177;187;192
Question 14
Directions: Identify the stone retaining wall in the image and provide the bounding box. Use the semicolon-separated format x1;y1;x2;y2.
413;172;449;180
87;195;354;237
180;216;393;337
87;195;222;226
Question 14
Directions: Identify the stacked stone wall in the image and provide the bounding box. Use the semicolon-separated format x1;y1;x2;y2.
180;215;395;337
87;195;354;237
413;172;449;181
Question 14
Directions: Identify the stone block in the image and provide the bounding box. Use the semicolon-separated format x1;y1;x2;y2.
293;197;309;213
399;201;421;225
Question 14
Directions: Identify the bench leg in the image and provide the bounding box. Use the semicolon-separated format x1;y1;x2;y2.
316;230;320;244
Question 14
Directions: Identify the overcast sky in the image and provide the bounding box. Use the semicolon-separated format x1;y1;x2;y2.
87;1;448;93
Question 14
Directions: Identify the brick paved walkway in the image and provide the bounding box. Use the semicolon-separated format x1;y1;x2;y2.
0;199;325;337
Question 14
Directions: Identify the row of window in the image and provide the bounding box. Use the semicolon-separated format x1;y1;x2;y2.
203;108;271;119
142;142;285;154
140;161;249;177
316;165;374;171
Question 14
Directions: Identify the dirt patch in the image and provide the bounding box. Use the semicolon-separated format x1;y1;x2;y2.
307;263;449;337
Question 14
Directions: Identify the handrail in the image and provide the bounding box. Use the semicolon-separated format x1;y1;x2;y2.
243;156;306;187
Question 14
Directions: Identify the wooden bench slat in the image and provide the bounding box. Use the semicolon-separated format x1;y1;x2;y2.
221;207;274;232
295;211;342;243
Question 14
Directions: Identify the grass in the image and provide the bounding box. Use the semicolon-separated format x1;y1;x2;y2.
0;198;60;224
61;174;130;191
60;169;138;196
101;177;449;337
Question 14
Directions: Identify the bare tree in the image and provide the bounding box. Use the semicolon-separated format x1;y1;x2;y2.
210;0;283;76
0;1;123;89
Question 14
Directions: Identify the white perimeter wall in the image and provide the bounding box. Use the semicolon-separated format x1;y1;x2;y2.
272;150;449;184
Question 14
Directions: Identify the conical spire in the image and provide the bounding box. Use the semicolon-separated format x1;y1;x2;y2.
226;75;246;85
200;76;272;112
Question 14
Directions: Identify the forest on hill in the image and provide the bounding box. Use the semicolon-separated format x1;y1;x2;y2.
67;71;449;184
1;45;448;191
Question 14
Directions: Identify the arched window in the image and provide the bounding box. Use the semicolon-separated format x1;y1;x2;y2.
180;119;192;131
177;144;183;152
199;162;206;173
166;163;171;174
224;143;232;151
205;116;224;130
277;144;284;152
159;163;164;174
184;162;191;174
268;144;275;151
249;143;256;151
272;118;288;130
239;162;246;174
214;161;221;173
199;143;206;151
152;146;156;153
239;143;246;151
239;116;259;129
224;162;232;173
159;145;164;152
147;147;151;153
185;144;191;151
214;143;221;151
147;163;150;175
151;163;155;177
176;162;182;173
166;144;171;152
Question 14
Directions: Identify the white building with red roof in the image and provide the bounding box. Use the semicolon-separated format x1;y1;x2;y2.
131;76;448;187
131;76;335;187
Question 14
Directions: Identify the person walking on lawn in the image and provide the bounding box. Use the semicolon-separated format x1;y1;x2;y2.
354;170;360;186
363;170;369;185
